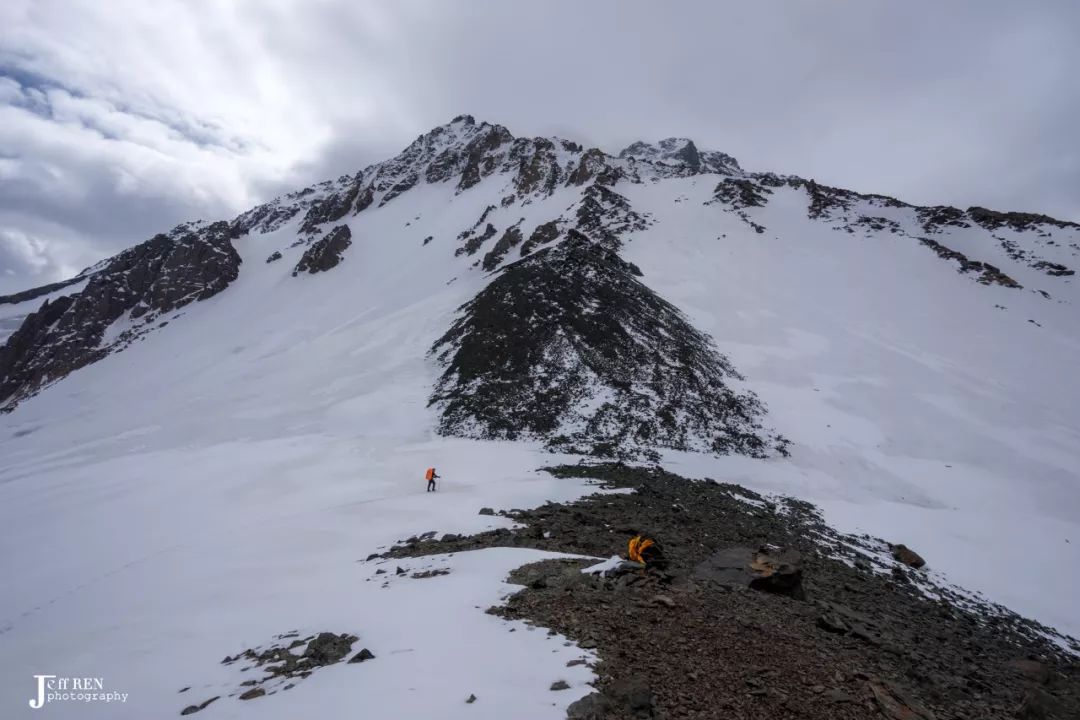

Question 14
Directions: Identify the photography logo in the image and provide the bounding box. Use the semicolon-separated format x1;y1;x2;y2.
29;675;129;709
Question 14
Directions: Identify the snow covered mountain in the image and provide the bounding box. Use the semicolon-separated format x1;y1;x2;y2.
1;116;1078;718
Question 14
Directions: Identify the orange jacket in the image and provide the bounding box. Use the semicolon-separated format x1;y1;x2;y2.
628;536;655;564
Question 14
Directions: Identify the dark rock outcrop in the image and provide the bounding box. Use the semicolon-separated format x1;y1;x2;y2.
968;206;1080;232
519;220;560;257
456;222;498;258
481;224;524;271
298;173;363;233
917;238;1021;288
429;231;785;459
0;221;241;409
575;185;651;252
292;225;352;276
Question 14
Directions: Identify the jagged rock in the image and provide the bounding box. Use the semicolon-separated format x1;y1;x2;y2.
917;238;1021;288
180;696;219;715
511;137;561;196
456;222;497;257
266;251;282;263
298;174;363;233
303;632;357;665
479;507;495;516
0;221;241;409
429;231;784;460
238;687;265;701
968;206;1080;232
348;648;375;663
458;124;514;190
292;225;352;276
1032;260;1074;276
891;544;926;569
481;224;524;271
918;205;971;234
619;138;740;176
465;693;477;704
710;178;773;210
519;220;560;257
575;185;651;252
550;680;570;691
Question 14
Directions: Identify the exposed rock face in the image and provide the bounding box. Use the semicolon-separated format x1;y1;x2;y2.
574;185;652;251
0;221;241;409
968;206;1080;232
917;238;1021;288
918;206;971;234
298;173;363;233
519;220;560;257
710;177;773;210
481;224;524;271
292;225;352;276
619;137;741;176
429;230;785;460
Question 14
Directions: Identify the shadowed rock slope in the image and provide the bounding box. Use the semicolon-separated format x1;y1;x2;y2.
0;221;240;410
429;230;787;460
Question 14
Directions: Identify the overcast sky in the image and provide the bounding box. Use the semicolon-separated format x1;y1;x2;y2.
1;0;1077;293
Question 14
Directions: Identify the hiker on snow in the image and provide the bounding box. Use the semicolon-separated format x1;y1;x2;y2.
425;467;440;492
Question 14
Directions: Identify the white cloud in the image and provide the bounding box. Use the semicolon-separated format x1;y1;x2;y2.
0;0;1077;293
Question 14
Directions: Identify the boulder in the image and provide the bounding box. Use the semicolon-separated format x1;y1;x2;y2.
348;648;375;664
693;545;805;599
303;632;357;666
891;544;926;569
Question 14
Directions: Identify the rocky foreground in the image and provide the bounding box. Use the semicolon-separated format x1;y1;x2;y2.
383;465;1080;720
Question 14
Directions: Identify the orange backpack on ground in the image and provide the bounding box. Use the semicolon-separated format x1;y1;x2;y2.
425;467;435;481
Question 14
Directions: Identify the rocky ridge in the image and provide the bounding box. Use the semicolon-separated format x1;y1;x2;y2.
381;464;1080;720
0;221;241;410
2;116;1077;434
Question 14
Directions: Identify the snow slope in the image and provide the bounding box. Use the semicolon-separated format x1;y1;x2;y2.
616;176;1080;636
1;118;1078;718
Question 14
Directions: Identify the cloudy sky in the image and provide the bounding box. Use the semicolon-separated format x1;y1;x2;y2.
1;0;1076;293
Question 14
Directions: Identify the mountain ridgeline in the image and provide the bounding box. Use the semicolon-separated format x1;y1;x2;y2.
1;115;1077;461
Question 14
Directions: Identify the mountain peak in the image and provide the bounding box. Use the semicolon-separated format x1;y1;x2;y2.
619;137;740;175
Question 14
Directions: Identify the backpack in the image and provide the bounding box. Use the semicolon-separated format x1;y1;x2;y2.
425;467;435;481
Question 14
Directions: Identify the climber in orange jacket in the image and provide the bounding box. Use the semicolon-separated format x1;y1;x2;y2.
425;467;440;492
628;534;667;570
